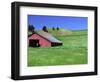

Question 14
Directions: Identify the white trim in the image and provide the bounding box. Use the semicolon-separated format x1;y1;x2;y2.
20;6;95;76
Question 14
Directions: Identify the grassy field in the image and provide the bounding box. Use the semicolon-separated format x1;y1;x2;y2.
28;30;88;66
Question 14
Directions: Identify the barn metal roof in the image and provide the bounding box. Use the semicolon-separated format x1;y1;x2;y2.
36;31;62;43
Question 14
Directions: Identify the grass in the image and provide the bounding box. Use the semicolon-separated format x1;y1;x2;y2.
28;30;88;66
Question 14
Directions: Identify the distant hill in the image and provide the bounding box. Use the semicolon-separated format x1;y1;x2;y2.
71;30;87;35
38;28;72;37
28;27;87;37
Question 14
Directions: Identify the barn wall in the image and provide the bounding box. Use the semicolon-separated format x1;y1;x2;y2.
28;34;51;47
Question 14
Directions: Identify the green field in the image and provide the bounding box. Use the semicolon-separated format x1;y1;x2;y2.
28;30;88;66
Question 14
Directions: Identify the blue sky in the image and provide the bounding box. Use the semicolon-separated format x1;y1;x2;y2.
28;15;88;30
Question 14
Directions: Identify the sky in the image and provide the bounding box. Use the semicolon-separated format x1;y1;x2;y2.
28;15;88;30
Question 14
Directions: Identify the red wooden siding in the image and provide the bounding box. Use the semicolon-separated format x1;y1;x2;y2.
28;34;51;47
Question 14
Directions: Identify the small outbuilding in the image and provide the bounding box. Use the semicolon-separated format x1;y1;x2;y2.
28;31;63;47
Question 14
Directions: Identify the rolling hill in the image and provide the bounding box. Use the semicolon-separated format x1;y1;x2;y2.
37;28;72;37
28;27;87;37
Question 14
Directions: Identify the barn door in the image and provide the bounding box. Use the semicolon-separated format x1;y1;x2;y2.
29;39;40;47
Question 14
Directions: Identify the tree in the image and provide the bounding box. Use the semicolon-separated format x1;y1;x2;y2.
32;26;35;33
42;26;48;32
57;27;59;30
28;25;35;33
52;27;55;30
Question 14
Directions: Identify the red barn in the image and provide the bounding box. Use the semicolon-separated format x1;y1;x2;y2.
28;31;63;47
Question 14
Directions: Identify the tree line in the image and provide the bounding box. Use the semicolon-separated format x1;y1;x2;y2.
28;25;60;33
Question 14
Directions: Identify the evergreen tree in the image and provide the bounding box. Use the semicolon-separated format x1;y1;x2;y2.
42;26;48;32
52;27;55;30
28;25;35;33
57;27;59;30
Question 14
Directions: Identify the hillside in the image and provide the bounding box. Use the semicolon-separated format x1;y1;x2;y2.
37;28;72;37
71;30;87;35
37;28;87;37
